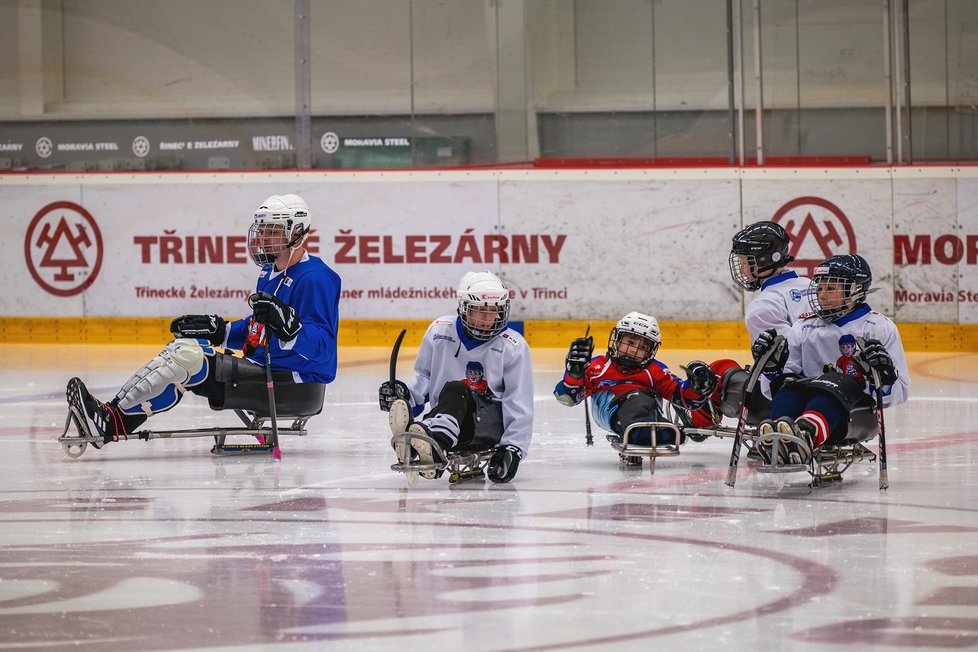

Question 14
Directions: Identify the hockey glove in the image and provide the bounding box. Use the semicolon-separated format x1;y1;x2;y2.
249;291;302;342
685;360;718;396
487;444;523;483
861;339;898;386
751;328;788;374
378;380;411;412
565;336;594;380
169;314;227;346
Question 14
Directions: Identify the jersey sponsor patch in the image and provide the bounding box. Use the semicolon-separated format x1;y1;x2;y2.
500;331;521;347
433;334;456;343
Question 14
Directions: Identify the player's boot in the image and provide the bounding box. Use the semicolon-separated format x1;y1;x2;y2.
388;398;411;436
392;422;451;480
773;417;813;465
409;422;451;479
65;378;131;448
784;417;816;464
755;419;777;464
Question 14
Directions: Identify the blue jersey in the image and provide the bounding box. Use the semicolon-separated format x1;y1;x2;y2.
226;253;341;384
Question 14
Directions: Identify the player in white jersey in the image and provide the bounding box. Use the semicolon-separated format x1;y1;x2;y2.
729;220;813;341
749;254;910;465
687;221;812;429
378;271;533;483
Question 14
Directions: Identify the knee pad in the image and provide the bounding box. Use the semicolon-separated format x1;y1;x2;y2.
115;339;214;416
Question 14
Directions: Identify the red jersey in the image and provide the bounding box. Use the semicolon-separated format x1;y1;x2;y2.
561;355;706;408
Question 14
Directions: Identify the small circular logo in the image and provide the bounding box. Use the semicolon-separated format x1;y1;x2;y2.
24;201;103;297
36;137;53;158
320;131;339;154
132;136;150;157
772;196;857;277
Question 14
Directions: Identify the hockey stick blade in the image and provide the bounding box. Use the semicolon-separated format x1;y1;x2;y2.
725;335;785;487
390;328;407;385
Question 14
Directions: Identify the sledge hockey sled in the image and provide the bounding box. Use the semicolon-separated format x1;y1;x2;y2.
58;383;325;459
752;401;881;487
390;430;494;486
607;420;683;475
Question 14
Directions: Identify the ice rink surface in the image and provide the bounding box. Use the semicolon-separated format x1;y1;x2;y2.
2;343;977;651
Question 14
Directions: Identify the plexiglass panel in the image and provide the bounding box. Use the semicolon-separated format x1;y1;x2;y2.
0;0;976;170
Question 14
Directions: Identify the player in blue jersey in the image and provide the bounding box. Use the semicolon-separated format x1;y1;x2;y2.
64;194;341;449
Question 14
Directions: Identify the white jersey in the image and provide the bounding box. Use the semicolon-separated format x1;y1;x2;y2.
405;315;534;456
747;271;814;399
783;304;910;408
745;271;814;341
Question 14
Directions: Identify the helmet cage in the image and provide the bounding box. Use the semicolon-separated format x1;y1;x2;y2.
729;251;764;291
456;271;511;341
607;312;661;371
458;299;510;341
809;273;868;322
247;195;310;267
608;328;659;370
728;222;793;291
248;222;299;267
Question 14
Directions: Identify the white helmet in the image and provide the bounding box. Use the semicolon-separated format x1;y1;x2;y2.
248;194;311;266
608;311;661;370
456;271;511;340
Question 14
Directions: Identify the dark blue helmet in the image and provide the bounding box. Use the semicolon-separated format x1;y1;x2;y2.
809;254;873;322
729;221;795;291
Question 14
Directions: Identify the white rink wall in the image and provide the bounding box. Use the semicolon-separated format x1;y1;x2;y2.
3;167;978;323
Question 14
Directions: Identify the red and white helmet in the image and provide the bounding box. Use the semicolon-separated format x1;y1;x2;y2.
247;194;311;266
456;271;511;340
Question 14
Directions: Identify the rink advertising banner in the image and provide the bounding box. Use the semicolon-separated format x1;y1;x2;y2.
2;168;978;323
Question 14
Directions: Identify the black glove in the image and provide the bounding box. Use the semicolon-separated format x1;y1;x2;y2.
169;314;226;345
751;328;788;374
249;291;302;342
487;444;523;483
686;360;718;396
378;380;410;412
861;339;898;386
565;336;594;380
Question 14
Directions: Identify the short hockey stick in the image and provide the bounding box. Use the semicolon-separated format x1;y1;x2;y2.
263;343;281;460
583;323;593;446
856;336;889;490
725;334;785;487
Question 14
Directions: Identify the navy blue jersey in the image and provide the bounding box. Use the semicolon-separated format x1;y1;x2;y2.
226;254;341;383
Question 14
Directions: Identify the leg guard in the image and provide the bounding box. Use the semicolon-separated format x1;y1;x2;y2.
115;339;214;416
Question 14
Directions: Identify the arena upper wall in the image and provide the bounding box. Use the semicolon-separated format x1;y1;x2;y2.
3;167;977;350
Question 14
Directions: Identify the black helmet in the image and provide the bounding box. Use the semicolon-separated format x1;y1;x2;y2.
728;221;794;291
808;254;873;322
